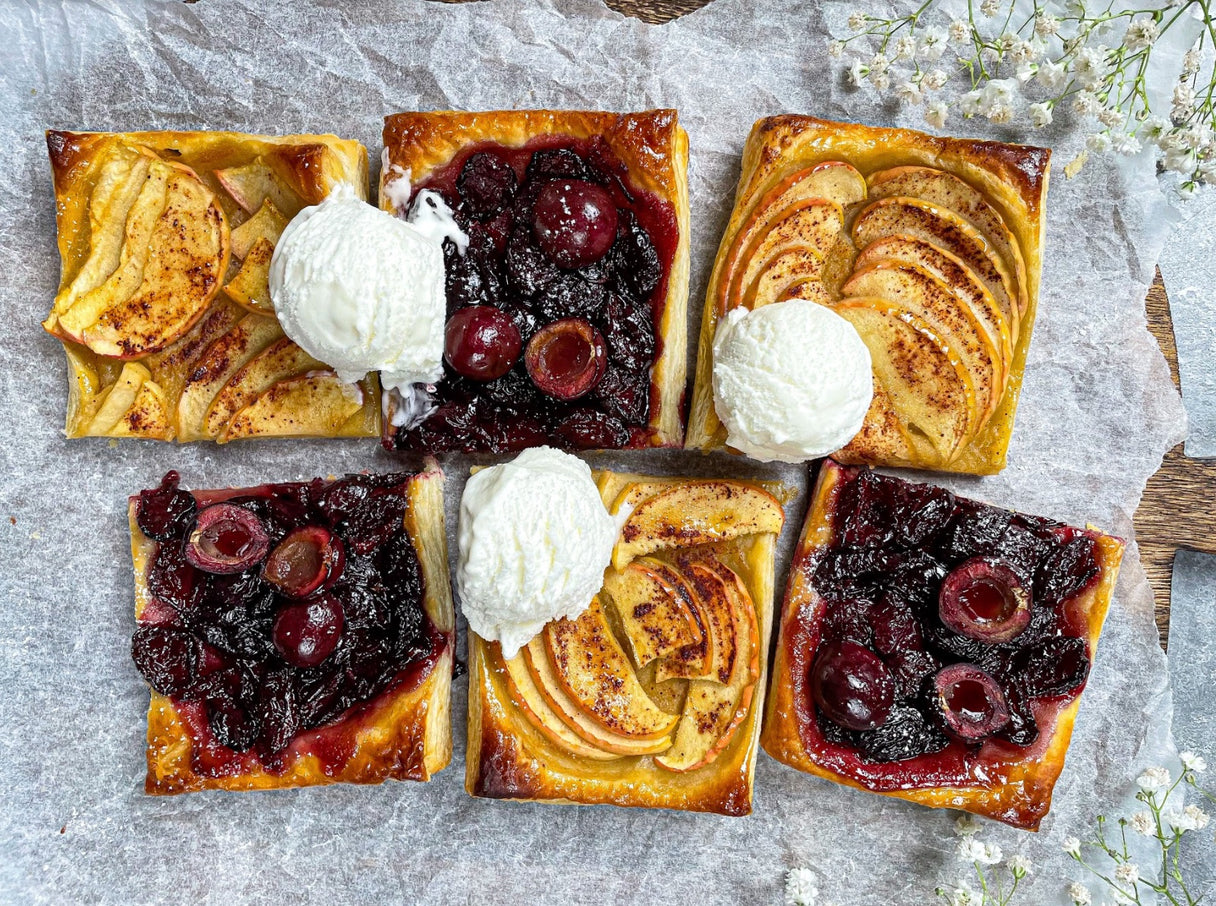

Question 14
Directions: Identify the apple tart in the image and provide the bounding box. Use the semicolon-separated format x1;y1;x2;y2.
129;463;454;793
466;473;786;815
762;460;1123;829
43;129;380;441
686;116;1051;474
380;109;690;453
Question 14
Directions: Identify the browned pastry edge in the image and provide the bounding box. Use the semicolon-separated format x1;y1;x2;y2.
760;460;1124;830
686;115;1051;475
380;109;690;448
133;461;453;794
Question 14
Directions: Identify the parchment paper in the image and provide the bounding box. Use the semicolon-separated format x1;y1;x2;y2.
0;1;1190;903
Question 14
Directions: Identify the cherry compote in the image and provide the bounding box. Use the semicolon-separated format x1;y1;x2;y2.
131;471;440;769
386;135;678;453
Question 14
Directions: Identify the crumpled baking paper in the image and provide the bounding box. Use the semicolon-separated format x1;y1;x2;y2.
0;0;1190;903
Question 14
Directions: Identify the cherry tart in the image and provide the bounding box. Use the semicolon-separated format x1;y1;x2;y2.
128;464;454;794
380;109;690;453
761;460;1124;830
686;116;1051;474
43;130;379;442
466;472;786;815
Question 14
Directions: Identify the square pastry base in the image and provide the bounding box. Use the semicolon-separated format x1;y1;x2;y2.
465;470;785;815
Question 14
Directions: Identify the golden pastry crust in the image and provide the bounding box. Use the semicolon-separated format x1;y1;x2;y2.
380;109;690;448
44;129;378;442
465;471;785;816
133;463;454;794
687;115;1051;474
761;460;1124;830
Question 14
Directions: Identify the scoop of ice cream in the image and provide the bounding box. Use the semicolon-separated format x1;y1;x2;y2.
712;299;873;463
457;447;617;658
268;183;453;395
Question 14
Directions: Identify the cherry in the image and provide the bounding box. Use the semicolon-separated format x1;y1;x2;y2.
932;663;1010;742
444;305;522;381
185;504;270;574
525;317;607;400
135;471;197;541
131;624;200;698
263;526;345;599
533;179;618;268
939;557;1031;643
457;152;517;220
272;594;345;668
810;641;896;732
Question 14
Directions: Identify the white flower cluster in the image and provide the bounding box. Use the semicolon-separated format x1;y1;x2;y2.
934;811;1032;905
784;867;819;906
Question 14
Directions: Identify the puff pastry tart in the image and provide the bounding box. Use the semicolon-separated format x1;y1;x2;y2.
762;460;1123;830
686;116;1051;474
466;472;785;815
128;464;454;794
42;129;379;441
380;109;690;453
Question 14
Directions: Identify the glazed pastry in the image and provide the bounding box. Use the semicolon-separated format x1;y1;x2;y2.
686;115;1051;474
465;472;786;815
42;129;379;441
129;464;453;794
761;459;1123;830
379;109;690;453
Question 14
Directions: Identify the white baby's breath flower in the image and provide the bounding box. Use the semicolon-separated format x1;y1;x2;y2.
1182;46;1203;77
1015;60;1037;84
1073;47;1108;90
1010;40;1038;64
895;80;923;105
1035;12;1060;37
987;102;1014;124
1113;133;1143;156
919;27;947;62
1170;804;1211;832
1036;59;1067;91
1142;116;1171;141
848;60;867;87
1067;881;1092;905
1098;107;1123;128
954;813;982;837
1072;90;1100;116
998;31;1018;54
1138;766;1172;791
942;883;980;906
784;867;819;906
1029;102;1053;127
1180;752;1207;774
1123;17;1159;52
1172;83;1197;119
1063;836;1083;858
1007;854;1032;877
868;70;891;91
981;0;1001;17
869;52;889;73
1130;811;1155;835
828;40;845;59
848;11;867;31
894;35;917;61
961;89;985;117
924;100;949;129
922;69;948;91
978;842;1003;866
1114;862;1140;886
949;18;970;43
1164;145;1196;174
957;837;987;862
1087;132;1112;153
1198;159;1216;183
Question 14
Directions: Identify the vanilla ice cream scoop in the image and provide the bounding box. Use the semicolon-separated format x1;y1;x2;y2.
269;183;458;395
457;447;617;658
712;299;873;463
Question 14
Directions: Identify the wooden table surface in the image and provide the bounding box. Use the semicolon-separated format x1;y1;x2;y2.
598;0;1216;648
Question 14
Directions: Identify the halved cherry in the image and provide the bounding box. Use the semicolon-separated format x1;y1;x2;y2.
811;641;896;732
272;593;345;668
525;317;606;400
185;504;270;574
263;526;345;599
939;557;1031;643
932;663;1010;742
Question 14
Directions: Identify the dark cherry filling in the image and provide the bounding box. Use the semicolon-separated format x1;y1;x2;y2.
131;471;444;776
386;135;678;453
794;464;1102;790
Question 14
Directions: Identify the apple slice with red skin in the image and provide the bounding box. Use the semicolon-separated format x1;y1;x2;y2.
602;558;703;668
204;336;326;437
230;198;288;260
221;371;364;442
214;158;303;217
725;200;843;314
743;245;824;310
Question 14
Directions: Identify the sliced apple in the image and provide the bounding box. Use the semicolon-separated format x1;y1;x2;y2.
107;378;172;438
852;197;1019;336
868;166;1028;319
841;261;1003;418
542;598;679;741
499;647;622;761
716;161;866;315
779;278;835;305
230;198;287;260
831;297;976;464
86;361;152;434
658;556;737;686
655;556;760;773
609;480;678;517
613;480;784;571
744;245;824;309
855;234;1015;356
602;559;703;668
726;200;843;312
214;158;302;217
523;639;673;757
203;336;324;438
223;237;275;315
643;561;710;680
222;372;363;442
835;380;915;465
176;315;284;442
